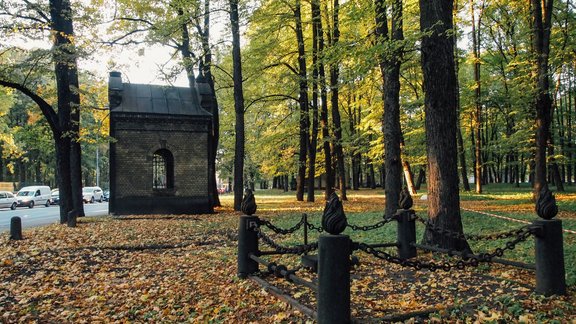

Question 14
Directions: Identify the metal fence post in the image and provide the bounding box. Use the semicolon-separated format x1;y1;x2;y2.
317;234;350;324
396;209;417;259
10;216;22;240
238;215;260;278
533;219;566;296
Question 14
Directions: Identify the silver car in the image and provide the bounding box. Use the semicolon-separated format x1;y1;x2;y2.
0;191;18;210
82;186;104;203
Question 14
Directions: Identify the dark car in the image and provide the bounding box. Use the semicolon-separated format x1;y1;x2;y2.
102;190;109;202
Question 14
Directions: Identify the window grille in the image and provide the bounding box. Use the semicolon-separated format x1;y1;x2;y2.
153;149;174;189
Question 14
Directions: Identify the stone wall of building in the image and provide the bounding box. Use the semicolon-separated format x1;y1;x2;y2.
110;113;213;214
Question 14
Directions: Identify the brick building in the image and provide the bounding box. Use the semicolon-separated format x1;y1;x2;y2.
108;72;213;215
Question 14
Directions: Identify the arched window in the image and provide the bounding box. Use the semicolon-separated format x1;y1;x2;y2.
153;149;174;189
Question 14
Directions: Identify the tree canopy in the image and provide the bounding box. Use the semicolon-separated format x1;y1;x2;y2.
0;0;575;228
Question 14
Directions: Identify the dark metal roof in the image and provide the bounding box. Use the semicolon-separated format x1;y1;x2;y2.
112;83;211;116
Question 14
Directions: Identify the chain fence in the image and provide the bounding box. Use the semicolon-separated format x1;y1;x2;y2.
239;197;566;322
354;224;535;271
259;213;396;234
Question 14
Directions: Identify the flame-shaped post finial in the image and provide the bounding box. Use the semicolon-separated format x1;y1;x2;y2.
241;189;257;216
536;186;558;220
398;187;413;210
322;192;348;235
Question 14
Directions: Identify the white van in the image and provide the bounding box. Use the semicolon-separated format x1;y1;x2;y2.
16;185;52;208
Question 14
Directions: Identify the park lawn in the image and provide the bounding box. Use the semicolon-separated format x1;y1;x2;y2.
0;187;574;322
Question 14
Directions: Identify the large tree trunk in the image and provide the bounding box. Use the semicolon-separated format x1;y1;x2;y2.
50;0;83;225
375;0;404;218
419;0;471;252
532;0;554;198
229;0;245;211
294;0;309;202
55;136;72;224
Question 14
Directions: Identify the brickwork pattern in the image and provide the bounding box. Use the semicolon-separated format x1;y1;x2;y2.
113;118;209;199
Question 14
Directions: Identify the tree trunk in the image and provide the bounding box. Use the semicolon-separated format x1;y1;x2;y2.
329;0;346;200
415;168;425;190
368;159;376;189
49;0;84;225
307;0;321;202
177;5;221;208
55;136;72;224
375;0;403;217
316;1;333;200
532;0;554;198
470;0;484;194
199;0;221;207
403;161;417;195
352;153;361;190
453;1;470;192
229;0;245;211
419;0;470;252
568;69;573;184
294;0;309;202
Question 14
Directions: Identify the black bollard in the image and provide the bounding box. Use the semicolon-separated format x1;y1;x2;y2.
67;209;77;228
10;217;22;240
534;219;566;296
317;234;351;324
396;209;417;259
237;215;260;278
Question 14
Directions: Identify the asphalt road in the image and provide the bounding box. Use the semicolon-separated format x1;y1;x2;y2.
0;202;109;232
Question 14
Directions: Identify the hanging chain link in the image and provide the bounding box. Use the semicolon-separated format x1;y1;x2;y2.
354;242;459;271
416;215;533;242
353;225;536;271
464;225;533;241
474;225;535;261
306;222;325;233
259;216;306;235
256;227;318;254
346;217;396;231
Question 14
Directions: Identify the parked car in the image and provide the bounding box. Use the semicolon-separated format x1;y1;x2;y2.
102;190;109;202
0;191;18;210
16;185;51;208
82;186;103;203
51;189;60;205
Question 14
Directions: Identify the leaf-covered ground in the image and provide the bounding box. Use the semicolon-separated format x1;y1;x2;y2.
1;189;575;322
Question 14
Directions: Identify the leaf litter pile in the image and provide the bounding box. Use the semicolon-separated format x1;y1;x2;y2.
1;192;575;322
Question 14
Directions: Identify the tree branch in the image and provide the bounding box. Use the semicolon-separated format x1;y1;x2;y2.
115;16;154;26
22;0;50;23
100;28;152;46
0;80;60;134
244;94;298;112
